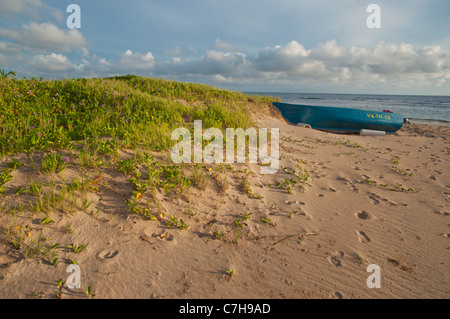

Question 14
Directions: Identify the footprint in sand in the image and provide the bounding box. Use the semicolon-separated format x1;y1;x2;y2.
356;231;371;243
387;258;414;273
368;196;380;205
328;251;344;267
152;232;175;242
356;211;370;220
329;291;343;299
97;250;119;260
328;256;342;267
351;186;360;193
334;291;343;299
140;227;176;244
369;193;397;206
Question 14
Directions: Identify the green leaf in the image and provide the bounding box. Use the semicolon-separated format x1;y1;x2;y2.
40;217;54;225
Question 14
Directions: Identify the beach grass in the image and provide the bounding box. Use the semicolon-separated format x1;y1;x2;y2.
0;74;279;261
0;74;276;157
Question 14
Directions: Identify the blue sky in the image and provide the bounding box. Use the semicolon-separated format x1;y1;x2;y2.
1;0;449;95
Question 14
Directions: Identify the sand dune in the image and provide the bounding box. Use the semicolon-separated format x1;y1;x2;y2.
0;114;448;299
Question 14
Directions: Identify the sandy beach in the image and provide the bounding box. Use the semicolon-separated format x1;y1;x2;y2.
0;111;448;299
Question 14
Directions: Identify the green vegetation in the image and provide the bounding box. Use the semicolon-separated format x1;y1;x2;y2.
0;74;283;278
225;269;235;277
214;230;222;240
260;216;272;224
0;73;277;211
66;243;88;254
0;74;275;157
41;153;67;173
85;285;95;298
390;156;413;176
271;163;310;194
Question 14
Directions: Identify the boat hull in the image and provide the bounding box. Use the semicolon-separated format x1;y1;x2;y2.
273;102;405;134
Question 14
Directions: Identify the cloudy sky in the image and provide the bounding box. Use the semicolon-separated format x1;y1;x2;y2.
1;0;449;94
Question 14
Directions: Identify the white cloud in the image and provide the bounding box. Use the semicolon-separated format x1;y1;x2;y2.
81;47;90;58
29;53;75;72
0;0;42;17
251;41;310;72
7;38;448;93
214;38;236;51
0;0;63;25
155;50;246;76
212;74;234;83
202;50;246;74
188;47;198;55
0;41;21;54
249;40;450;86
98;57;111;67
0;22;87;52
164;47;182;57
117;50;155;71
310;40;347;61
71;55;113;78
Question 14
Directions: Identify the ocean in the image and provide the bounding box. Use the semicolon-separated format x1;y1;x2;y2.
249;93;450;125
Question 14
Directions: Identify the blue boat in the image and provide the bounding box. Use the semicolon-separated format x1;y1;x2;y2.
273;102;408;134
